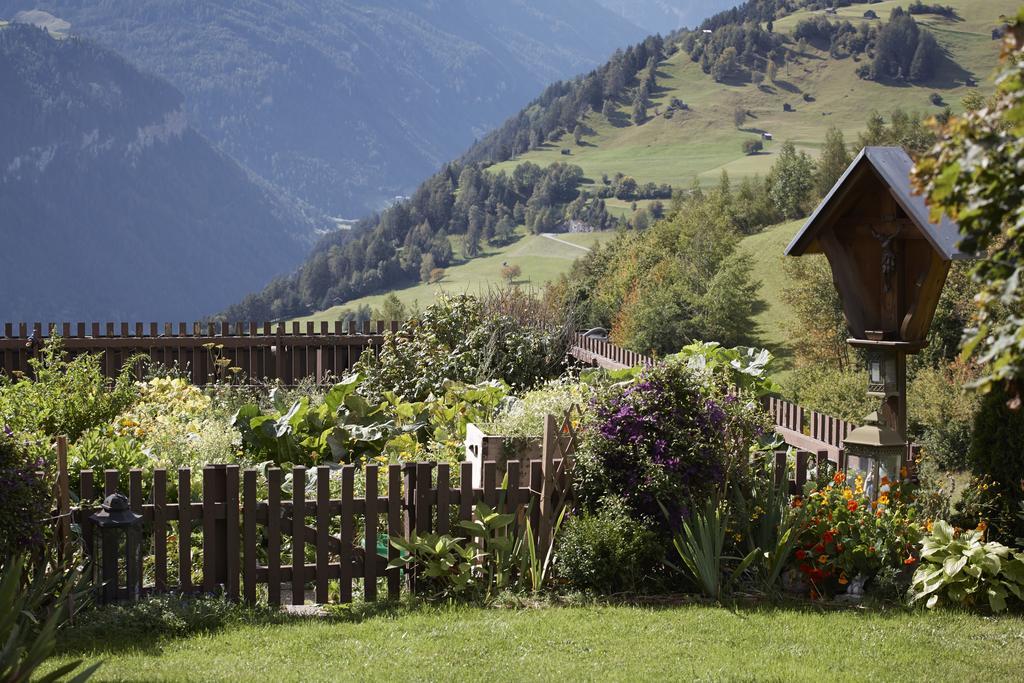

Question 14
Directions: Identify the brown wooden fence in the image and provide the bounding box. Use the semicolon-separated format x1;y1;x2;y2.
58;411;579;607
569;333;650;370
1;321;392;385
58;446;883;608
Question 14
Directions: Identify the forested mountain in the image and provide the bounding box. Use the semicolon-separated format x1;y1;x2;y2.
0;25;315;321
0;0;652;216
227;0;1009;323
225;33;673;320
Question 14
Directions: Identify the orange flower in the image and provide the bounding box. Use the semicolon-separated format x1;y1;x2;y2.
904;555;916;565
791;497;803;509
976;520;988;533
900;466;908;479
838;573;849;585
847;500;858;512
818;554;828;565
833;472;846;485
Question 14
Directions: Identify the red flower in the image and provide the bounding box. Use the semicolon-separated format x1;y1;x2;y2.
813;543;824;554
847;500;858;512
795;549;807;560
822;530;835;544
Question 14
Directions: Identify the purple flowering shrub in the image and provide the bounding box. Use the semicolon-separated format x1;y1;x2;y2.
0;428;50;558
575;361;770;526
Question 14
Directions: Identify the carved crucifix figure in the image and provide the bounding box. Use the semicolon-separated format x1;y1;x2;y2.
870;225;902;293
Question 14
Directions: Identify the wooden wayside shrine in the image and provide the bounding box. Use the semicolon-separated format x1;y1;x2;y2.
785;146;967;439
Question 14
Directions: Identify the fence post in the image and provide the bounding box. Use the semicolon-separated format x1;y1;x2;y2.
538;414;557;553
54;436;71;564
202;465;228;593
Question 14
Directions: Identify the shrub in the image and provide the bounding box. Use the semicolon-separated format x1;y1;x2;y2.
0;336;138;441
575;360;766;524
967;385;1024;542
556;497;664;594
906;361;979;470
910;520;1024;612
356;294;565;402
742;139;763;155
0;432;49;557
789;366;876;422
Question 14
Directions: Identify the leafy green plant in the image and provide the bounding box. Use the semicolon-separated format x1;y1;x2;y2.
512;510;566;594
388;533;478;601
0;336;139;441
663;499;759;600
910;520;1024;613
356;294;564;403
556;498;664;594
733;460;797;591
0;555;100;683
232;374;408;466
672;341;782;399
389;501;565;601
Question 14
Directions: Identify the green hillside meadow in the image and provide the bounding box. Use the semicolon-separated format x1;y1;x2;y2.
299;228;615;324
308;0;1012;349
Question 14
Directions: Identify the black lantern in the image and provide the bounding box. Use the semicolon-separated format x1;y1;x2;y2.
865;340;899;398
89;493;143;604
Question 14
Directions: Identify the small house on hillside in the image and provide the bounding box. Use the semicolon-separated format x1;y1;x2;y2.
762;132;773;141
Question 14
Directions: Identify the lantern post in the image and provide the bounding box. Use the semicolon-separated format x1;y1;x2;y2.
89;492;143;604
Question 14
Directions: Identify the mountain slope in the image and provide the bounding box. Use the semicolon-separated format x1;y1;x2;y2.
488;0;1013;192
0;0;652;216
0;25;315;321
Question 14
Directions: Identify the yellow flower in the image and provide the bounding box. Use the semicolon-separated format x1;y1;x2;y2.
842;487;853;500
877;493;889;506
926;520;933;533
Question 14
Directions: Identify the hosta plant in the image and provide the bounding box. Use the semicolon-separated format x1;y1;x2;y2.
910;520;1024;613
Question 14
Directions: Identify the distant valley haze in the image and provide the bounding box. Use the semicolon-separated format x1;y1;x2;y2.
0;0;728;320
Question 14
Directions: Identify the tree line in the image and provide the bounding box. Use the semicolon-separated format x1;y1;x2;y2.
224;161;617;320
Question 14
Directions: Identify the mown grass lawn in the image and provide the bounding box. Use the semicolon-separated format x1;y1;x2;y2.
44;604;1024;682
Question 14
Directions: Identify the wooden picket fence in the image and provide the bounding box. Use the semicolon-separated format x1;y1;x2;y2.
0;321;393;385
58;413;579;606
